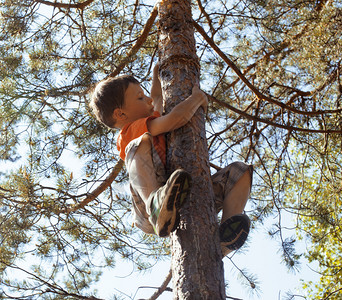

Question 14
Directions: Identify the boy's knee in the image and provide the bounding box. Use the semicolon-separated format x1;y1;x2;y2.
231;162;253;181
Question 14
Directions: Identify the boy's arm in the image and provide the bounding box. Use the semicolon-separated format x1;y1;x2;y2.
147;85;208;137
150;64;163;114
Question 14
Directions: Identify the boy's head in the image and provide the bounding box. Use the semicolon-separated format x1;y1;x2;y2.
89;75;140;128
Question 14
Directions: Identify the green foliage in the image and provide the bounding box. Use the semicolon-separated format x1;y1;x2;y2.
1;0;342;298
284;135;342;299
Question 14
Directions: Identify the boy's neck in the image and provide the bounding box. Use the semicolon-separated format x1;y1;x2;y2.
116;119;131;129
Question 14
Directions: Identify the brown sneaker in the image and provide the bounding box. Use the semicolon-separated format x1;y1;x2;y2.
149;169;191;237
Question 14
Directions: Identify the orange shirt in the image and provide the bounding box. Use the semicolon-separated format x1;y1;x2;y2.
117;111;166;165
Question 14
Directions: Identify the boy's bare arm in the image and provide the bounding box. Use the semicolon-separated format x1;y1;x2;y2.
147;85;208;136
150;64;163;114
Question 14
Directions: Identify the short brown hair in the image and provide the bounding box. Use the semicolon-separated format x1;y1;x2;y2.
89;75;139;128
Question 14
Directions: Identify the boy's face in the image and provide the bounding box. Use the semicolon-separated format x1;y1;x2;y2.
121;83;154;123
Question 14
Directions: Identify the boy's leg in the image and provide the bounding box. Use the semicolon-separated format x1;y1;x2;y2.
221;170;251;221
126;134;191;237
212;162;252;256
125;134;160;234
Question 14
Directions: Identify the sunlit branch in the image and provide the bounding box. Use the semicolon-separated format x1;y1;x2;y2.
59;159;124;214
0;186;14;193
193;21;342;117
196;0;215;35
226;296;243;300
107;3;158;79
320;285;342;299
209;94;342;134
81;207;144;255
207;101;255;151
251;92;300;140
42;2;158;98
34;0;95;9
0;261;105;300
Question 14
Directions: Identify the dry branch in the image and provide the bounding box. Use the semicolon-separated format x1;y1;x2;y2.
209;94;342;134
59;160;124;214
108;4;158;78
147;268;172;300
34;0;95;9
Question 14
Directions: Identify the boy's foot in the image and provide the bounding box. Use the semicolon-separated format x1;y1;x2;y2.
219;214;250;257
149;169;191;237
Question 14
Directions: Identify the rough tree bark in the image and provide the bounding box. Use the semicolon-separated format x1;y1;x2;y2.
158;0;226;298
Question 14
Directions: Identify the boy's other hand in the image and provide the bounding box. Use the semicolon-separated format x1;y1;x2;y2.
191;84;208;112
153;63;160;75
151;63;163;112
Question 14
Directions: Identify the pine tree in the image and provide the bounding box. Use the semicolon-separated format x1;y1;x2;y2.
1;0;342;299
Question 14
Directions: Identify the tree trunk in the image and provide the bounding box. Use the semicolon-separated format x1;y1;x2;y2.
158;1;225;298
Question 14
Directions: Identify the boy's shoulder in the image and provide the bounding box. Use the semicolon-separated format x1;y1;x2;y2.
119;111;161;138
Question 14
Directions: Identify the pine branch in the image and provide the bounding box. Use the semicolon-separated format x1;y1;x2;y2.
208;94;342;134
0;262;104;300
226;296;243;300
195;0;215;35
147;268;172;300
33;0;95;10
107;4;158;79
44;3;158;98
59;160;124;214
193;21;342;117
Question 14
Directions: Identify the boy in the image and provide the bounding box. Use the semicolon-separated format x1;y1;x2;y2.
90;65;252;256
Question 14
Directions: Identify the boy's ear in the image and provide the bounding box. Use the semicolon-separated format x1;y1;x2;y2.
113;108;126;121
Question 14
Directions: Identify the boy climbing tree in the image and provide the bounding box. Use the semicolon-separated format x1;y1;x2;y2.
90;64;252;299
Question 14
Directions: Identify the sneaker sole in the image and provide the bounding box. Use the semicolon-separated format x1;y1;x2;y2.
158;170;191;237
220;214;250;255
